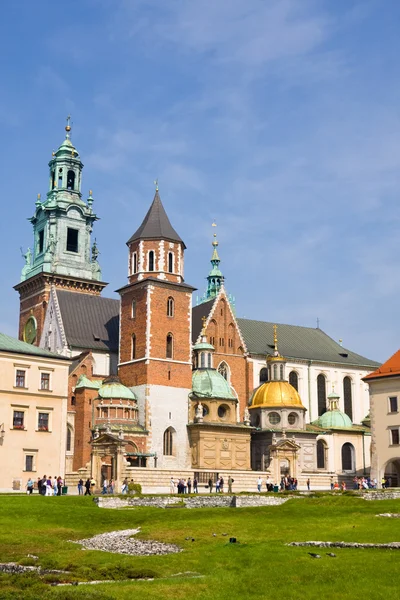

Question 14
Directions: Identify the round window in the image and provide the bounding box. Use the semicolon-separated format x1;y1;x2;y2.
288;413;297;425
218;405;228;419
269;412;281;425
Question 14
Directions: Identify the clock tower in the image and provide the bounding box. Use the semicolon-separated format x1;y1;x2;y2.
14;118;106;346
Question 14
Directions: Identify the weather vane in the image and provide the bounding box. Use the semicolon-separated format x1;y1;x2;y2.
154;179;159;192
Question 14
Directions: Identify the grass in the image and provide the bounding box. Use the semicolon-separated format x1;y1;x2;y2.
0;494;400;599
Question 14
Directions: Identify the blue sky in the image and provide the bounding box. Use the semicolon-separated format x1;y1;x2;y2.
1;0;400;362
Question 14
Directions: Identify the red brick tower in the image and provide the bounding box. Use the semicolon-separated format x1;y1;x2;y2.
117;186;195;468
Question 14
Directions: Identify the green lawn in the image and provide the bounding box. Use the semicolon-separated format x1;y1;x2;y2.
1;494;400;599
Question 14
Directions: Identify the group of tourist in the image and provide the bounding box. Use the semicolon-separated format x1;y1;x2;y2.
26;475;65;496
168;475;234;494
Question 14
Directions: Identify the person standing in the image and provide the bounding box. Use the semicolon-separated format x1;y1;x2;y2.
109;479;115;494
208;477;213;493
219;476;224;493
187;478;192;494
121;477;128;494
78;478;83;495
215;478;220;493
193;477;198;494
84;478;91;496
228;476;233;494
257;476;262;492
102;478;108;494
57;476;62;496
170;477;175;493
306;478;310;491
53;476;58;496
26;478;34;494
46;477;53;496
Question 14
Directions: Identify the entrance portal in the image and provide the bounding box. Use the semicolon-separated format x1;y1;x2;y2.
383;459;400;487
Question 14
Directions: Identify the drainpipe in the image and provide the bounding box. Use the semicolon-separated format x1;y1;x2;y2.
308;361;313;422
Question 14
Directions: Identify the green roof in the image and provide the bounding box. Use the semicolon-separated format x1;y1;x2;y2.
313;409;353;429
192;369;236;399
236;319;380;368
76;375;101;390
0;332;70;361
98;376;136;400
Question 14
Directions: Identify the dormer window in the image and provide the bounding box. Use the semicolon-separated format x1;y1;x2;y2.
148;251;154;272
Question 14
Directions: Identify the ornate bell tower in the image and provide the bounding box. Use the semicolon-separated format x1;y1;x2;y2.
118;184;195;468
14;118;106;345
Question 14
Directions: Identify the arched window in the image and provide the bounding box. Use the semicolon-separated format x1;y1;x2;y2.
200;353;205;368
167;297;174;317
343;376;353;421
317;374;327;416
58;168;63;188
168;252;173;273
218;362;229;381
280;364;284;380
273;364;277;380
148;251;154;272
166;333;173;359
341;442;355;471
317;440;326;469
131;299;136;319
131;334;136;360
51;171;55;189
66;426;72;452
67;170;75;190
260;368;268;384
207;353;212;368
133;252;137;274
289;371;298;391
163;427;175;455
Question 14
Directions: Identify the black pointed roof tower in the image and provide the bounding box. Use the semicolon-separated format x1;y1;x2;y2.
127;190;185;248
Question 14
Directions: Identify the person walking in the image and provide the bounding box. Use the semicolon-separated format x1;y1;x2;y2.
193;477;198;494
26;478;34;494
208;477;213;493
109;479;115;494
121;477;128;494
306;478;310;491
84;478;91;496
78;478;84;495
102;478;108;494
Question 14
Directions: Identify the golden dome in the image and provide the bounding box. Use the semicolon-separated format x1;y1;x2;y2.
250;381;305;409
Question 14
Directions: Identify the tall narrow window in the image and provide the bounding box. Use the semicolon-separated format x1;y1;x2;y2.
166;333;173;359
343;376;353;421
51;171;55;189
67;170;75;190
58;168;63;188
38;230;44;254
163;427;175;455
273;364;277;380
260;368;268;384
289;371;298;391
131;299;136;319
200;353;205;368
131;334;136;360
167;297;174;317
148;251;154;272
341;443;355;471
25;455;34;471
168;252;173;273
207;353;212;368
16;370;26;388
66;427;72;452
317;374;327;416
13;411;24;429
66;228;79;253
218;362;229;381
40;372;50;390
133;252;137;274
280;364;284;380
38;412;49;431
317;440;326;469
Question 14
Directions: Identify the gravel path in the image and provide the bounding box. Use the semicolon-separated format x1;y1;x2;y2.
71;528;182;556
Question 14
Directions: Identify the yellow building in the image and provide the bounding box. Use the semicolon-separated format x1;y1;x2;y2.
0;332;70;491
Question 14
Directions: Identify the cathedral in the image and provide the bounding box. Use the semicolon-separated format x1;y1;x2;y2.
14;122;379;490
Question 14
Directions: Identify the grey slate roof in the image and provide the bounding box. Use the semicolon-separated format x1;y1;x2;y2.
237;318;380;368
127;191;185;247
0;332;70;361
192;299;215;343
56;291;119;352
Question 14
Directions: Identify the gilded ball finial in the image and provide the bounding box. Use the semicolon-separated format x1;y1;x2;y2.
154;178;159;192
65;114;71;132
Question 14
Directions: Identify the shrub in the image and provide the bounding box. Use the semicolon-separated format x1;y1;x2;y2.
127;482;142;495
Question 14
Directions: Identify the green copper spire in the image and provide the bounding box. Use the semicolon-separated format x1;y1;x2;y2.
20;118;102;283
198;223;235;310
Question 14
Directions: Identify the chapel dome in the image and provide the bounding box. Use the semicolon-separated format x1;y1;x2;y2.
98;375;136;400
250;381;305;409
192;369;236;399
314;409;352;429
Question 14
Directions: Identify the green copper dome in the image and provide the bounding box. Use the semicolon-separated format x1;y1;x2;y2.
192;369;236;399
314;409;352;429
98;376;136;400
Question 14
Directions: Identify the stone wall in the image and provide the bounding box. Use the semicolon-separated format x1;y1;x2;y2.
95;494;289;510
363;490;400;500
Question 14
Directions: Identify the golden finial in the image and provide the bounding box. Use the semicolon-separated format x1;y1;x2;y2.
65;114;71;133
89;189;93;196
273;324;278;352
154;178;159;192
52;149;55;157
37;193;41;201
71;148;76;157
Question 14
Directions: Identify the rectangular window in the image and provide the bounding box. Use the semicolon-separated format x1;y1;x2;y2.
391;429;400;445
40;372;50;390
66;228;79;252
25;455;33;471
38;412;49;431
16;370;26;388
38;230;44;254
13;411;24;429
389;396;398;413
